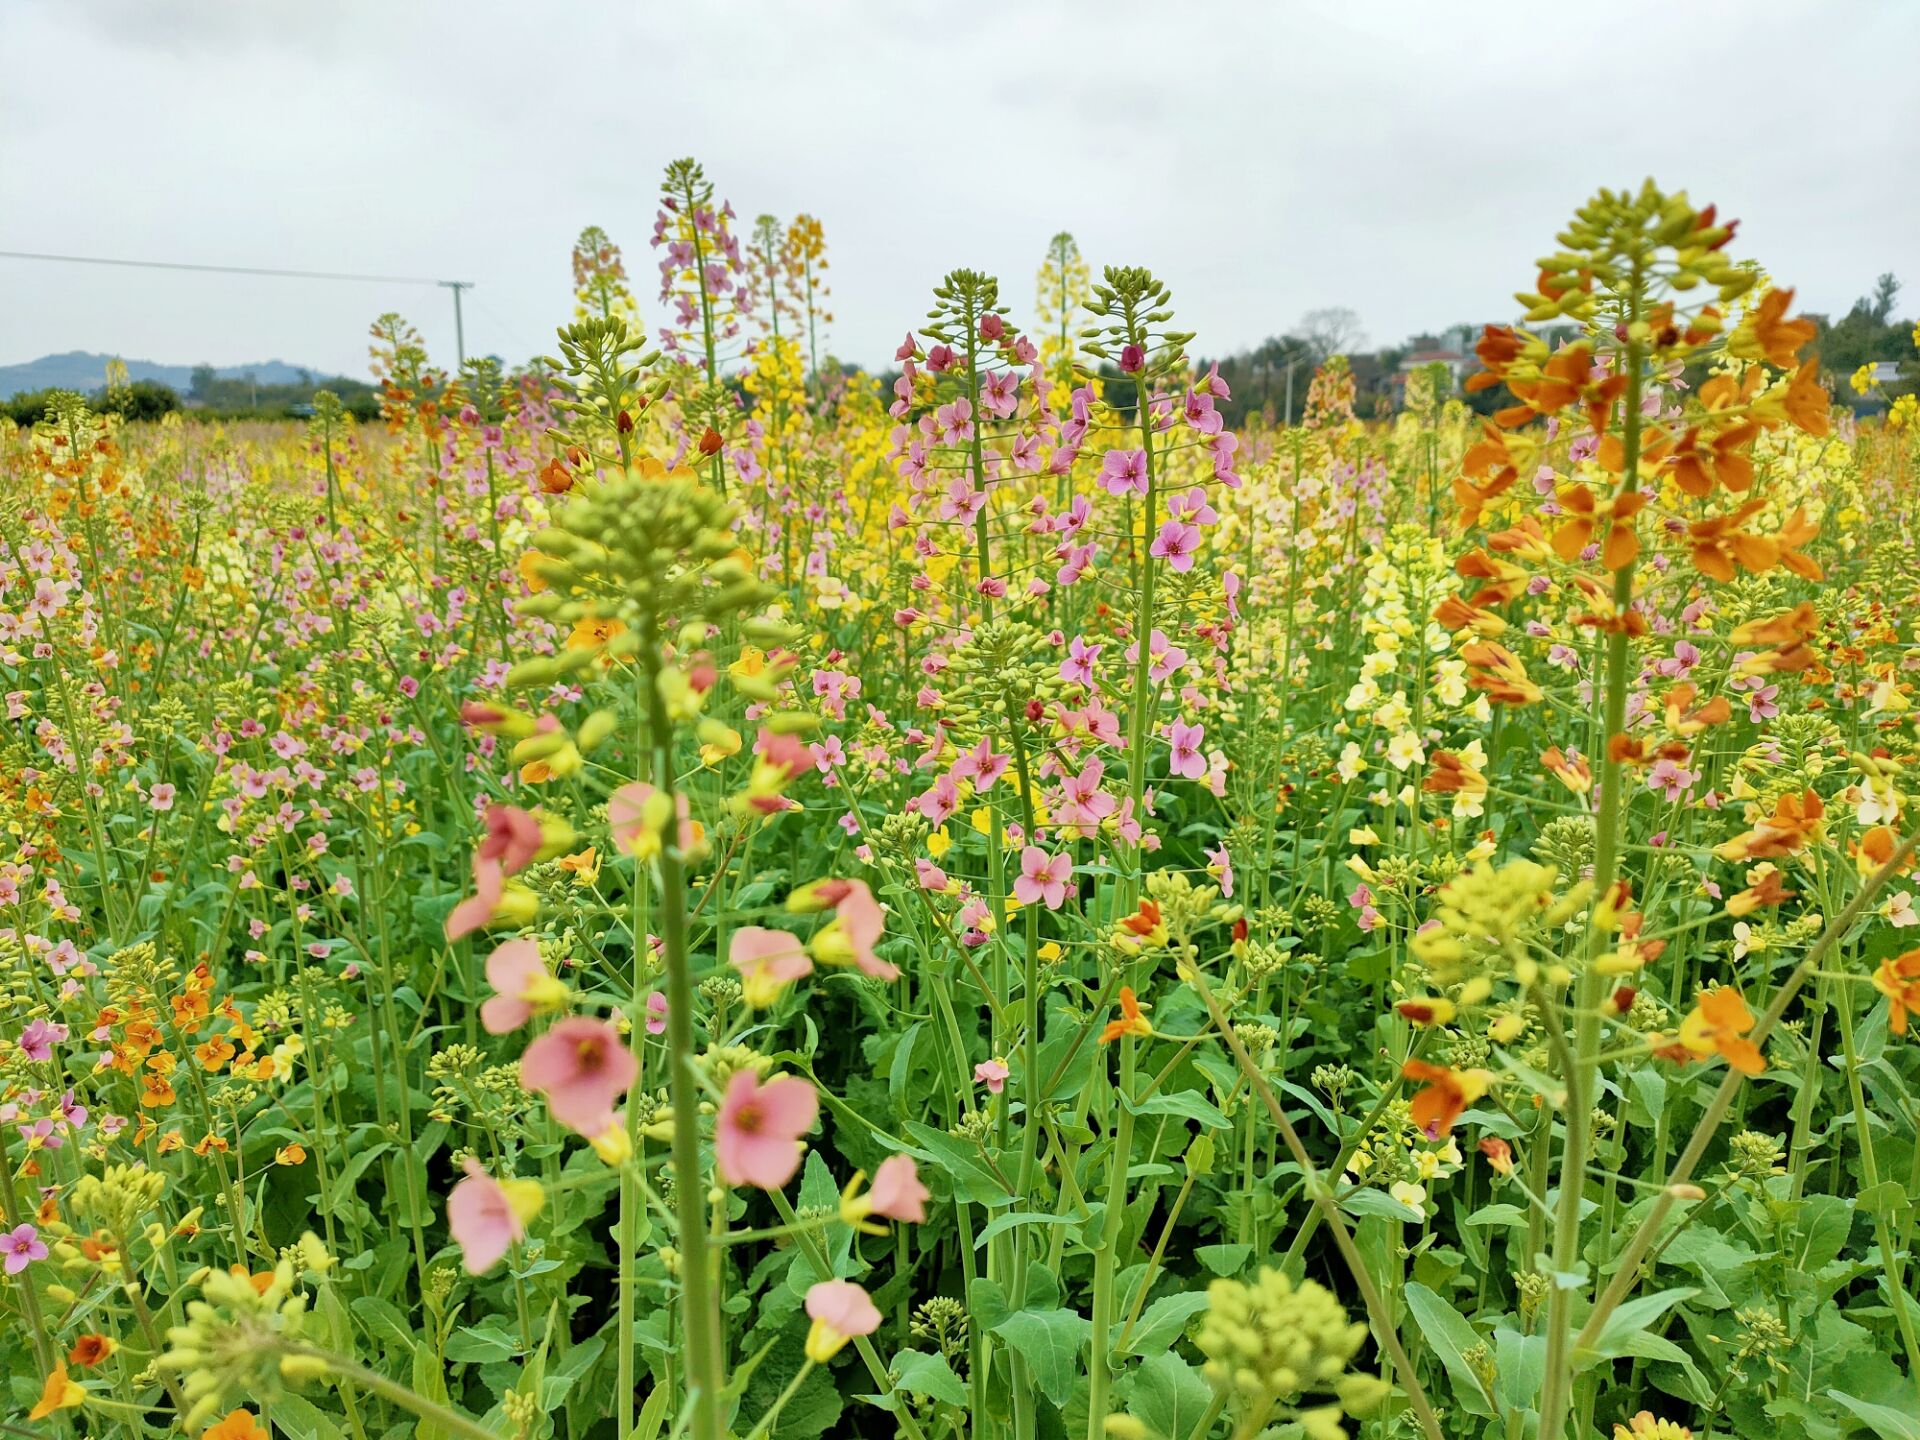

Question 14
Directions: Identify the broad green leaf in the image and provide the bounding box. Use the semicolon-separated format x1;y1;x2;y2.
1196;1243;1250;1276
1829;1388;1920;1440
1402;1282;1495;1418
1123;1089;1231;1130
1122;1353;1212;1440
889;1349;968;1407
1122;1290;1211;1356
989;1306;1092;1407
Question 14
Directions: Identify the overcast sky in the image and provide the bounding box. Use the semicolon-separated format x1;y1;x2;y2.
3;0;1915;382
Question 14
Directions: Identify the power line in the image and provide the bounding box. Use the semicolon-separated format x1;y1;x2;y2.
0;248;469;288
1;248;477;363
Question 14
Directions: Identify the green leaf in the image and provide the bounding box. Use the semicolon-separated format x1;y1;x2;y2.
1585;1288;1696;1367
1402;1282;1495;1418
1122;1353;1212;1440
1196;1243;1250;1276
1123;1089;1230;1130
888;1021;924;1107
352;1295;416;1355
1829;1388;1920;1440
1463;1203;1528;1229
1122;1290;1211;1356
889;1349;968;1407
1854;1179;1910;1217
973;1210;1070;1250
1493;1326;1546;1414
444;1321;523;1364
902;1120;1017;1206
1337;1187;1423;1223
989;1307;1092;1407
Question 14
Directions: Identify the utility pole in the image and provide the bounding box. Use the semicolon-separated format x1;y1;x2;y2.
441;280;473;366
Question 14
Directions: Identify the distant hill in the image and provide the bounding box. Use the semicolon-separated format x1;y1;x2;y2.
0;351;351;398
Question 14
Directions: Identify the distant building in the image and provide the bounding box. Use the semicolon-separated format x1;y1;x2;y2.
1389;347;1477;407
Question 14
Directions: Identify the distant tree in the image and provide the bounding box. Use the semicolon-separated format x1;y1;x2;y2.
189;364;216;400
1295;307;1367;364
95;379;180;421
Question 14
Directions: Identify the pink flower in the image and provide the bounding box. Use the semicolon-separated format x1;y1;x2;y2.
519;1017;637;1136
479;804;543;875
1013;847;1073;910
804;1279;883;1362
730;926;814;1008
1150;519;1201;572
715;1070;818;1189
1166;721;1206;780
18;1019;66;1063
446;1158;543;1273
1059;635;1101;687
1099;449;1148;498
912;774;959;825
866;1155;929;1222
148;782;176;812
1206;844;1235;899
645;991;668;1035
2;1223;45;1274
974;1058;1009;1093
914;858;948;891
445;854;535;941
951;738;1009;790
1118;344;1145;374
820;879;900;980
480;939;561;1035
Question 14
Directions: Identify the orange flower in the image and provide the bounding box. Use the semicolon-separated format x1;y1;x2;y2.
28;1364;84;1421
1551;484;1644;571
68;1334;116;1368
1661;683;1732;737
1423;752;1487;800
1782;359;1830;437
195;1037;236;1072
1713;789;1824;861
1396;997;1457;1027
1732;286;1816;369
1854;825;1917;879
1476;1136;1514;1175
1771;508;1822;582
1678;987;1765;1075
1541;747;1592;796
1872;950;1920;1037
1099;987;1153;1045
1402;1060;1492;1139
1118;899;1166;943
139;1074;176;1108
1686;499;1775;582
518;550;551;594
565;615;626;652
276;1144;308;1166
1432;594;1507;638
1725;866;1794;917
1461;643;1542;707
1455;548;1533;605
1731;602;1820;676
203;1410;270;1440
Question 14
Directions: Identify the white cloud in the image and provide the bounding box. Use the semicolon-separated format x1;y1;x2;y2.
2;0;1914;379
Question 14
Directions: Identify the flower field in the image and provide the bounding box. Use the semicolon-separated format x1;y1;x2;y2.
5;167;1920;1440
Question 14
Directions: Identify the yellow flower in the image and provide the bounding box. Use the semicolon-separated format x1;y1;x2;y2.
1614;1414;1690;1440
29;1364;85;1421
926;826;952;860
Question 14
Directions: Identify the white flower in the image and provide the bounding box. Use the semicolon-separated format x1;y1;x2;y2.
1886;892;1917;929
1386;730;1425;772
1858;777;1902;828
1389;1180;1428;1219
